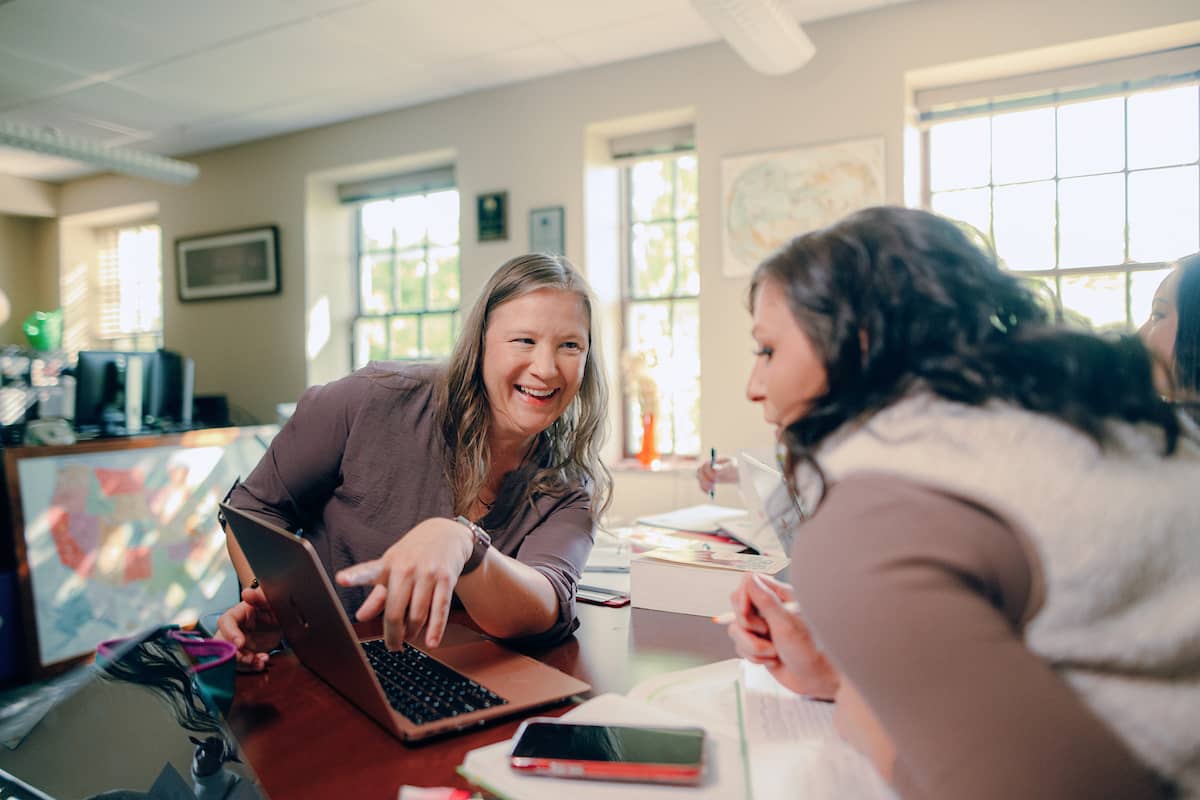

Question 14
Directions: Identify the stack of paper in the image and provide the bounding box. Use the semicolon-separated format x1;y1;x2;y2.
630;549;789;618
457;659;895;800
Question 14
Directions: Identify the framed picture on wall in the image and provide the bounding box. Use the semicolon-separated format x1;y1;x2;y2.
530;206;565;255
176;225;280;301
477;191;508;242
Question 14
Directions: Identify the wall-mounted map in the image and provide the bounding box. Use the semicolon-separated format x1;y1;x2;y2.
720;137;885;277
10;426;276;671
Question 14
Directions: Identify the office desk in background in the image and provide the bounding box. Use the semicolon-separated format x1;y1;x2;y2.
228;604;734;799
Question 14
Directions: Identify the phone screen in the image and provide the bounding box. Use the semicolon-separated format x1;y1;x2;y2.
510;722;704;765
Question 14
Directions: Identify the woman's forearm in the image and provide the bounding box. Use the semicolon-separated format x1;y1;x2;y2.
455;551;561;639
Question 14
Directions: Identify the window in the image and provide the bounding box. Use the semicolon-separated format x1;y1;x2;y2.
93;223;162;351
621;153;701;457
352;189;461;368
924;69;1199;330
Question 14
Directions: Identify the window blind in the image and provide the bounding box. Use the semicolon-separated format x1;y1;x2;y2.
609;125;695;161
337;165;455;204
917;45;1200;125
94;224;162;345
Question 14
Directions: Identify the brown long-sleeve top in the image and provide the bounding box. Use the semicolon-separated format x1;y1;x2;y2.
227;361;595;645
792;474;1166;800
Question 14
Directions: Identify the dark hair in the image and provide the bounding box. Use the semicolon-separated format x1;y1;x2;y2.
750;206;1183;491
1172;252;1200;398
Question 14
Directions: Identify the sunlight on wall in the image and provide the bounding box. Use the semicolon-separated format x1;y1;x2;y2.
307;295;331;361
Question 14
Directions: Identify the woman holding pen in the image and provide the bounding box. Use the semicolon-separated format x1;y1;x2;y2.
725;207;1199;799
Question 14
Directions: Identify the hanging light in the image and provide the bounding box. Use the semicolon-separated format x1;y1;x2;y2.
690;0;816;75
0;119;199;184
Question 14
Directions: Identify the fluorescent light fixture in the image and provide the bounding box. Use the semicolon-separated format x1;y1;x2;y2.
0;119;199;184
690;0;816;75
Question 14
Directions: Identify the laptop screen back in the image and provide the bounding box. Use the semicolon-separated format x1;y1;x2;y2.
0;630;268;800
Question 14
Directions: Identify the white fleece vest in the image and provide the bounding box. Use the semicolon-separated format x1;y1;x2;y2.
808;395;1200;795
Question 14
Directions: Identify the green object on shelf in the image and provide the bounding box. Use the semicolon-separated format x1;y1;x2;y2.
22;309;62;352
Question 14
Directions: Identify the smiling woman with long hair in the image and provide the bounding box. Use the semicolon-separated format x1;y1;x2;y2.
217;253;610;669
725;206;1200;799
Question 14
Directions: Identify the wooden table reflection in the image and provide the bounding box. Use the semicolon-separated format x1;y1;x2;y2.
227;604;734;799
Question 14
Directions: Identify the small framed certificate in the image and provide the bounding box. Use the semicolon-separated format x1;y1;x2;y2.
530;206;564;255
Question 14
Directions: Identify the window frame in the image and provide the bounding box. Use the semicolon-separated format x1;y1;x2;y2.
92;221;163;353
618;151;701;459
351;188;461;368
921;78;1200;330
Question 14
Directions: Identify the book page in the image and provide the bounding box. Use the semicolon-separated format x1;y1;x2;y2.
637;504;749;533
739;662;896;800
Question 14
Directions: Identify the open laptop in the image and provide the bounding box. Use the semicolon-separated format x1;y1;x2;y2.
219;503;590;742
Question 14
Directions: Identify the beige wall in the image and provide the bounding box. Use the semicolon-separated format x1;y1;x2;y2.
42;0;1200;513
0;214;45;345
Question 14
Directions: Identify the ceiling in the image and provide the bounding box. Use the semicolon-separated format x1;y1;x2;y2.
0;0;912;182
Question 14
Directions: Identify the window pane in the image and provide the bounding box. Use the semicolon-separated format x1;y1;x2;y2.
676;220;700;295
392;194;429;249
1059;272;1126;330
929;118;990;191
427;190;460;246
675;155;698;218
931;188;991;241
993;181;1055;270
626;301;671;356
1058;174;1125;268
669;300;701;455
354;318;386;368
1057;97;1124;177
631;223;675;297
630;160;674;222
360;253;393;313
422;313;454;357
359;199;395;250
1128;86;1200;170
992;107;1055;184
1128;166;1200;263
388;316;420;359
395;249;427;310
1130;268;1174;329
428;247;460;309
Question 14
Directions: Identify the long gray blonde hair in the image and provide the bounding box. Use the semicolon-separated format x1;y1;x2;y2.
437;254;611;519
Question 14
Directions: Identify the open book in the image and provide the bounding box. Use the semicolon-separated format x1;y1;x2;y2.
458;659;895;800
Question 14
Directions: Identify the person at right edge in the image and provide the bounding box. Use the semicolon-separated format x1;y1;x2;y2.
726;206;1200;798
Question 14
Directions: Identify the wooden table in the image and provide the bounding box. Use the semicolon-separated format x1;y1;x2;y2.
227;604;735;799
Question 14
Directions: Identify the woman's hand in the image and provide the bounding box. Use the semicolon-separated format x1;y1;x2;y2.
335;518;473;651
697;456;739;494
727;573;840;699
214;584;281;673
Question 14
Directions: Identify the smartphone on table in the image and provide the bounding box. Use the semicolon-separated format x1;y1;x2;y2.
576;583;630;607
508;718;706;785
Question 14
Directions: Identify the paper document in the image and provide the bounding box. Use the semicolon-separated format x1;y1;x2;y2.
637;504;750;534
640;549;789;573
629;660;896;800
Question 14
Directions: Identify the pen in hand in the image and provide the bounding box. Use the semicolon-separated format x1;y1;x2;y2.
709;446;717;500
711;601;801;625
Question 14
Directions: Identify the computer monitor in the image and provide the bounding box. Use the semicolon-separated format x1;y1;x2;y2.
72;350;155;434
74;349;195;435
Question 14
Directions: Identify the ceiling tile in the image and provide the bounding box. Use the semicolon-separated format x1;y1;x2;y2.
0;47;90;109
95;0;310;54
0;102;144;146
120;18;385;120
787;0;914;23
489;0;671;38
431;43;580;95
0;0;177;75
324;0;541;65
555;7;717;67
32;81;203;134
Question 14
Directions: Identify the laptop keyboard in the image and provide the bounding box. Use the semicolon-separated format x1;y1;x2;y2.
361;639;509;725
